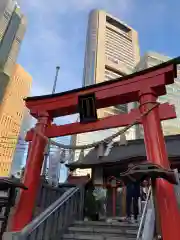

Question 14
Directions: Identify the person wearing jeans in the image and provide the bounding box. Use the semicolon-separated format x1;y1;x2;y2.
126;181;140;222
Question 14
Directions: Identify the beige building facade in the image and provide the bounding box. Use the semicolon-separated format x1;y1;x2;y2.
72;10;140;176
0;64;32;176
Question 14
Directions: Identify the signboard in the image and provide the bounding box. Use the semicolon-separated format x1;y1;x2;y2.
78;93;97;123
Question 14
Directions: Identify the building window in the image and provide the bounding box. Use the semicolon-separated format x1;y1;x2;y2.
16;37;21;44
106;16;130;33
115;104;128;113
104;69;122;81
4;11;10;20
107;56;119;64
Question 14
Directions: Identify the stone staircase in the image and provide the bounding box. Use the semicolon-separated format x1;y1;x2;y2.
63;220;138;240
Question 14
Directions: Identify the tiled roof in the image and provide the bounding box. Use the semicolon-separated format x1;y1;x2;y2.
67;134;180;170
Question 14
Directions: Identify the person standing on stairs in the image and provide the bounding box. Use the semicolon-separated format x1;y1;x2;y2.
84;181;99;221
125;164;140;223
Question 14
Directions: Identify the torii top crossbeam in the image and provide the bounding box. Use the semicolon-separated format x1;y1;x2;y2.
25;58;178;118
25;57;179;140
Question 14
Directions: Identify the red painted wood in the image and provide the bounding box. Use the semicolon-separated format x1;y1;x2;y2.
25;64;174;118
11;114;50;231
25;103;176;141
139;90;180;240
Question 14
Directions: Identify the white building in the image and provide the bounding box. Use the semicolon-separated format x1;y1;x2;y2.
71;10;140;176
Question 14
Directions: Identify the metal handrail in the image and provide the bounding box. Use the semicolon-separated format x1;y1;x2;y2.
4;186;85;240
136;187;152;240
34;181;74;216
20;187;78;236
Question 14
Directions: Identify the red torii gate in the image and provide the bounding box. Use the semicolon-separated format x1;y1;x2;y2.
11;58;180;240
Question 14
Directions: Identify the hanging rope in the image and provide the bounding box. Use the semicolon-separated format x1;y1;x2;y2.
33;102;159;150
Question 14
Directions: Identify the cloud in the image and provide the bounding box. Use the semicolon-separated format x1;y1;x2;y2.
30;81;50;96
17;0;179;98
17;2;66;96
19;0;133;15
18;0;174;98
17;0;134;97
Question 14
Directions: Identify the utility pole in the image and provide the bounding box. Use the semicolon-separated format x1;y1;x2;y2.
52;66;60;94
42;66;60;177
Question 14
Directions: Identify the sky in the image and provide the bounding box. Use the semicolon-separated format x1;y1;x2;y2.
17;0;180;100
17;0;180;115
17;0;180;180
17;0;180;128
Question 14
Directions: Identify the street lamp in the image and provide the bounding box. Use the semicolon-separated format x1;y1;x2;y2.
42;66;60;177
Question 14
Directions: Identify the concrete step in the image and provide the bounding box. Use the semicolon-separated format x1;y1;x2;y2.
73;221;138;230
68;226;137;237
63;233;136;240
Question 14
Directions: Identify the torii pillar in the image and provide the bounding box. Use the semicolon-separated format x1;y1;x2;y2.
139;89;180;239
11;112;51;230
11;58;180;240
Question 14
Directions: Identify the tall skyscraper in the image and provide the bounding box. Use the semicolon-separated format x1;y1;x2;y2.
72;10;140;176
10;109;32;176
0;0;26;102
135;51;180;138
83;9;139;117
0;64;32;176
